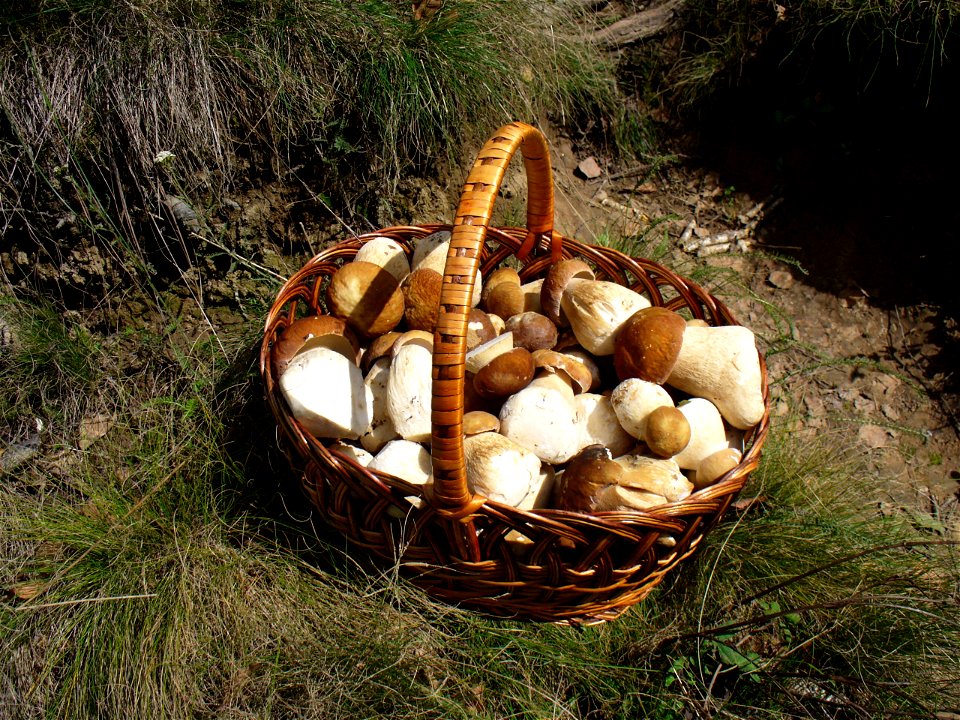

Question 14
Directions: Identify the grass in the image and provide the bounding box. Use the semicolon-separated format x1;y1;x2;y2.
2;288;958;719
0;0;626;303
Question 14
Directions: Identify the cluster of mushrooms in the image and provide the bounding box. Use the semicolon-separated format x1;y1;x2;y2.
273;231;765;516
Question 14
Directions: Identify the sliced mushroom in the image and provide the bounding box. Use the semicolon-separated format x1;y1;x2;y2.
465;332;514;375
330;441;375;467
279;345;371;440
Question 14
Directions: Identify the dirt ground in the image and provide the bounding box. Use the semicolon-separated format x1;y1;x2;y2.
2;122;958;533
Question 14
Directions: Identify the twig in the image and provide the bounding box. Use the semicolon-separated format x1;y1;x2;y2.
15;593;158;612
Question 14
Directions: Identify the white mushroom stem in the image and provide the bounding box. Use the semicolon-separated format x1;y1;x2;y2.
368;439;432;485
411;232;482;306
387;340;433;442
672;398;729;470
463;432;542;507
667;324;765;430
498;380;581;464
360;358;399;452
575;393;635;457
609;378;674;440
517;465;556;511
520;278;544;313
560;278;651;355
330;441;375;467
279;346;371;439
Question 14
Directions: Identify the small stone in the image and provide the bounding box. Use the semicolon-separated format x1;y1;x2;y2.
767;270;794;289
637;181;658;193
858;424;890;449
576;156;602;179
881;403;900;421
804;395;826;416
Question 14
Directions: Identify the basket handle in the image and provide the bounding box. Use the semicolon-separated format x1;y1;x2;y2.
429;121;559;514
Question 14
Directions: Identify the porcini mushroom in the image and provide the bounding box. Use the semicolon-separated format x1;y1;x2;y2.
689;447;743;490
360;358;399;452
552;444;622;512
411;231;482;306
279;345;371;440
614;453;693;502
401;267;443;332
354;236;410;283
609;378;674;440
369;439;432;486
672;398;729;470
560;278;651;355
386;337;433;442
271;315;361;378
667;324;765;430
643;405;691;458
540;259;596;326
327;261;404;338
473;347;535;398
463;432;541;507
613;306;686;383
574;393;635;457
505;312;558;352
499;376;581;464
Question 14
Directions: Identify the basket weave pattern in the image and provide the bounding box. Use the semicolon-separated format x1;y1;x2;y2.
261;122;770;624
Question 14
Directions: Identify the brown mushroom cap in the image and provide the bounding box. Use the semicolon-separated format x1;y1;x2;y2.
361;331;402;372
505;312;558;352
271;315;361;378
644;405;692;457
614;306;687;383
483;281;525;320
540;259;596;326
531;349;593;394
482;267;522;296
552;444;622;512
327;261;404;338
462;410;500;436
465;309;497;350
401;267;443;332
473;347;535;398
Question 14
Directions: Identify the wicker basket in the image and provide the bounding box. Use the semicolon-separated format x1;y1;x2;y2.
260;122;770;625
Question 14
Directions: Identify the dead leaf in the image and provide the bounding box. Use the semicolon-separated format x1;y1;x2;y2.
11;582;44;600
79;413;114;450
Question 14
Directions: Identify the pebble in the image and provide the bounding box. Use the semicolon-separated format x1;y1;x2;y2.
767;269;794;289
576;156;602;179
859;424;890;449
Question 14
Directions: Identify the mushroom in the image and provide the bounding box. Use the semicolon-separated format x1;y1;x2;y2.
689;447;743;490
672;398;729;471
517;464;556;511
613;306;686;383
540;259;595;326
463;432;541;507
609;378;674;440
279;345;371;440
560;278;651;355
360;358;399;452
462;410;500;436
613;453;693;502
354;236;410;283
505;312;558;352
465;332;514;375
386;337;433;442
520;278;545;314
531;350;593;394
574;393;635;457
593;484;668;512
562;348;603;392
270;315;361;378
411;231;482;306
401;267;443;332
368;439;432;486
666;324;765;430
552;444;622;512
498;375;581;464
483;278;525;320
327;261;405;338
643;405;691;458
330;441;375;467
465;309;497;350
473;347;535;398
